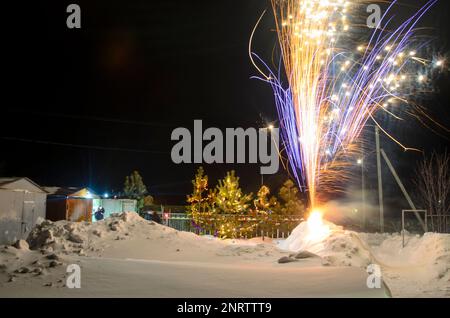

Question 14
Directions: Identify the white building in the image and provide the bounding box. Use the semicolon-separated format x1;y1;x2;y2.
0;178;47;244
92;198;137;222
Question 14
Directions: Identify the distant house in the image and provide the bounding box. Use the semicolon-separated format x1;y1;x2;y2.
0;177;47;244
44;187;99;222
92;199;137;222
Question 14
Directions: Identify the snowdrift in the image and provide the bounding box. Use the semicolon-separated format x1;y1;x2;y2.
278;219;450;296
26;212;153;255
278;220;373;267
24;212;282;262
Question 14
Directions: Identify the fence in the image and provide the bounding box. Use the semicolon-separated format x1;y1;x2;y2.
144;211;450;237
150;212;304;239
399;210;450;234
427;214;450;233
164;213;192;232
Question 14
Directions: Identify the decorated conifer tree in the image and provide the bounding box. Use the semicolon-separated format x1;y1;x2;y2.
214;170;253;238
254;185;278;212
186;167;216;233
253;185;279;233
215;170;252;213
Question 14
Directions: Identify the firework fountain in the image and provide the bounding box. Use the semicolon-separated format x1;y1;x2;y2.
249;0;445;242
252;0;441;212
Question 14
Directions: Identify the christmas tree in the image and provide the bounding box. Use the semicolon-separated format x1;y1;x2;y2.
254;185;278;212
214;170;253;238
253;185;279;235
186;167;216;233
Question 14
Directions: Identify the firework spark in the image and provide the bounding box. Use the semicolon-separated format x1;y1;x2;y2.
251;0;441;207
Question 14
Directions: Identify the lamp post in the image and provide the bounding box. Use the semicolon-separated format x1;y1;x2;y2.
261;124;275;187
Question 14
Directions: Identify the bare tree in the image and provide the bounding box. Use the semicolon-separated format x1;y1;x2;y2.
414;151;450;233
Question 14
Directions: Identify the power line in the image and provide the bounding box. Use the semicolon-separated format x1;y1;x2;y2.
6;109;177;128
1;137;167;154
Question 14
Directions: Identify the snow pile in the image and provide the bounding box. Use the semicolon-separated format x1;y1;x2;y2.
0;239;68;287
278;220;373;267
379;233;449;268
2;213;290;291
216;241;280;259
358;232;450;297
406;233;450;280
278;221;342;254
359;232;450;275
23;212;284;263
364;232;450;286
0;212;155;285
279;219;450;296
278;218;336;253
26;212;149;256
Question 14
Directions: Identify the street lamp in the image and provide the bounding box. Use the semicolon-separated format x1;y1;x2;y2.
261;124;276;186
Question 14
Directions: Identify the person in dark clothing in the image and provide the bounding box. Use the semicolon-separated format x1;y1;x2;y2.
151;211;161;224
94;206;105;221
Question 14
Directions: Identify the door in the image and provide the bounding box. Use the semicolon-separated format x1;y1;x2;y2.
21;201;35;239
67;199;93;222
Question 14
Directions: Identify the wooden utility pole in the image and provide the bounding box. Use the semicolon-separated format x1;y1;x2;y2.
375;126;384;233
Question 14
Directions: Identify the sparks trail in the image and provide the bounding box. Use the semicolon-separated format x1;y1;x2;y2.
251;0;443;208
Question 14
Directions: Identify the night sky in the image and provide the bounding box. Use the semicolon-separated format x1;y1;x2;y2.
3;0;450;210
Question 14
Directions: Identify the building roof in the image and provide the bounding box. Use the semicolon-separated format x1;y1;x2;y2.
43;187;99;198
0;178;17;186
0;177;47;193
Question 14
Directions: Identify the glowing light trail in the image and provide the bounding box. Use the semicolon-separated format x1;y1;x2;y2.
252;0;441;207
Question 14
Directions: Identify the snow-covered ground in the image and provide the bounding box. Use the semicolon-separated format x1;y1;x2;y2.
359;232;450;297
278;219;450;297
0;213;448;297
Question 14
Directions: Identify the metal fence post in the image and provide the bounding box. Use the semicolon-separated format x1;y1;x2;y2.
402;210;405;248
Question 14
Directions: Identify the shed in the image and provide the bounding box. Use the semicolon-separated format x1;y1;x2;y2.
0;177;47;244
44;187;99;223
